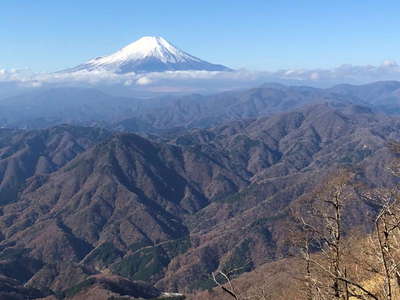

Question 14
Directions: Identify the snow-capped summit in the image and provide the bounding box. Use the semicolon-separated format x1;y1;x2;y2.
62;36;232;74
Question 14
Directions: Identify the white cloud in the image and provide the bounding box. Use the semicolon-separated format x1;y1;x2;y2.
310;72;320;80
1;60;400;93
382;60;398;67
136;76;152;85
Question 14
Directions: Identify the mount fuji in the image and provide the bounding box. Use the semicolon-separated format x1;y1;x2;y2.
62;36;232;74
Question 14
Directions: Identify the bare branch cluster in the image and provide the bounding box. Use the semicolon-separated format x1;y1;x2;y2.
211;143;400;300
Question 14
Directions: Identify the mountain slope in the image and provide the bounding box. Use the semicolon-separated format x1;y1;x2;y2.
0;130;248;292
0;103;399;296
63;36;232;74
0;125;111;204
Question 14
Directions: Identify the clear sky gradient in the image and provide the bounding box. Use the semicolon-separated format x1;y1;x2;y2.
1;1;399;72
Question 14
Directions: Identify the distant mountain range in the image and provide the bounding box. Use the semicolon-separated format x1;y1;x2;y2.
2;81;400;131
62;36;232;74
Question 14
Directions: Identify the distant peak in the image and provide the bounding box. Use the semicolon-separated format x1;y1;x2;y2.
61;36;232;74
124;36;171;48
135;36;167;42
119;36;178;56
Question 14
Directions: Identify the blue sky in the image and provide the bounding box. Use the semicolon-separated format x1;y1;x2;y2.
1;1;399;72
